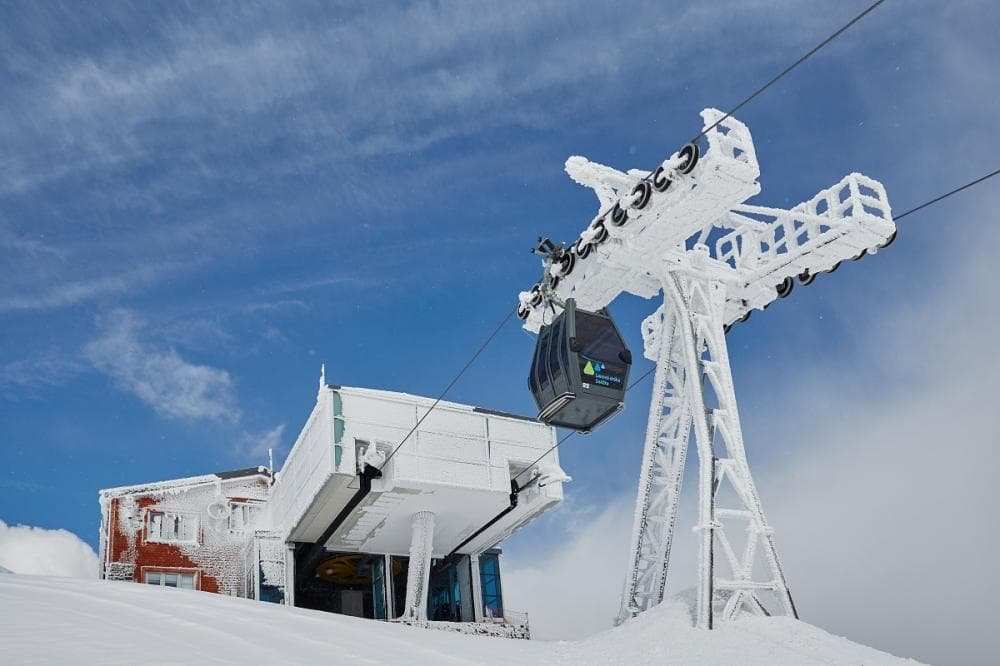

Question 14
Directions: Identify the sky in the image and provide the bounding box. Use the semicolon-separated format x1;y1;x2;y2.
0;0;997;663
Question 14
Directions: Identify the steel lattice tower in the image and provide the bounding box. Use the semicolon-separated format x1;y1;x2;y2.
517;109;894;628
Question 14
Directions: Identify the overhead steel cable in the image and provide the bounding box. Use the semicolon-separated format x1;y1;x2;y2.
376;306;518;471
582;0;887;229
374;1;888;479
441;367;657;561
694;0;887;143
892;168;1000;222
512;365;657;488
512;165;1000;488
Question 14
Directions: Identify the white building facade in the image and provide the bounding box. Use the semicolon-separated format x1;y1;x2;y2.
100;377;564;639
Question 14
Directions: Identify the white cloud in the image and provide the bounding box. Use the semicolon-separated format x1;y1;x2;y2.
237;424;286;463
503;498;634;639
84;309;241;424
0;520;98;578
0;353;86;397
0;258;194;313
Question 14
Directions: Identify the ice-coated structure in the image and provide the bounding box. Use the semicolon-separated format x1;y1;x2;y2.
98;374;563;639
516;109;894;630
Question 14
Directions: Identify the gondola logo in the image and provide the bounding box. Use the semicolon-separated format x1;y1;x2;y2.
581;356;605;377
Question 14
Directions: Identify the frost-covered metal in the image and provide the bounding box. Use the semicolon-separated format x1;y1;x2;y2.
269;385;564;558
401;510;436;621
517;109;895;628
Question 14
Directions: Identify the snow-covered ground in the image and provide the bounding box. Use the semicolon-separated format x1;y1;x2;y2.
0;574;922;665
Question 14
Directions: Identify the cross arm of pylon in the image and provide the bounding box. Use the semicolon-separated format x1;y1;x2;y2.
711;173;896;324
517;108;895;333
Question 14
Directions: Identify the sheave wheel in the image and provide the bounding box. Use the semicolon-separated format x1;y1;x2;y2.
677;142;700;175
652;166;671;192
631;182;652;210
610;202;628;226
776;276;794;298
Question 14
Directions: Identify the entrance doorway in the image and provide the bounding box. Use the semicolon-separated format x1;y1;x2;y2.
295;549;387;618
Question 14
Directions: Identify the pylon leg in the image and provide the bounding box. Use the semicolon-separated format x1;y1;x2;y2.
619;306;693;621
620;270;796;628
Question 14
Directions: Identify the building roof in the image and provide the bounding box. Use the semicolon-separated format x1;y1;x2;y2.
99;466;271;498
327;384;540;423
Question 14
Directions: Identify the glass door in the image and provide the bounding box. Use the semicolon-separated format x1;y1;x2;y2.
372;556;387;620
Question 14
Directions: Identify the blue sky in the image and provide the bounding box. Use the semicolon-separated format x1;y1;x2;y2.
1;1;998;662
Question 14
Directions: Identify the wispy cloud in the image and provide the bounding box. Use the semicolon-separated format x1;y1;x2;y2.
236;424;286;463
0;354;86;397
0;0;891;316
259;272;389;297
0;261;189;312
84;309;241;424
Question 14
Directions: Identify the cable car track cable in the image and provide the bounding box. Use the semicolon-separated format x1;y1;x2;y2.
512;166;1000;487
377;306;518;472
579;0;887;233
431;166;1000;558
892;167;1000;222
376;0;889;476
512;365;657;488
373;0;995;500
694;0;886;144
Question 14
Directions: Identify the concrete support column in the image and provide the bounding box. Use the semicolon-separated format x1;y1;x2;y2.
469;552;484;622
402;511;436;621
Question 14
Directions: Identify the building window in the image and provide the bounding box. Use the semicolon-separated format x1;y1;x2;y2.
229;503;256;533
479;552;503;618
144;571;196;589
147;511;197;543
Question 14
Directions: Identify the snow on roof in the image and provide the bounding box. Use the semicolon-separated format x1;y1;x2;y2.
99;466;271;498
329;384;540;423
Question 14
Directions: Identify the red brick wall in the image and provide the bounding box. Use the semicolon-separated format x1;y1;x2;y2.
105;496;222;593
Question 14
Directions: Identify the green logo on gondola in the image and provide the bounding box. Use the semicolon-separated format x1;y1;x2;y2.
581;356;604;377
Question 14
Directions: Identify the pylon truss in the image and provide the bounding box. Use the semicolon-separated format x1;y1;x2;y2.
621;272;797;627
517;108;894;332
516;109;895;628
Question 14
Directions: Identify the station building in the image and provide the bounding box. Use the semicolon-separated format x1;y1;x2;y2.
98;376;564;638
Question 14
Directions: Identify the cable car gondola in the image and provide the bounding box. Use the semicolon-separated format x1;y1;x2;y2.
529;298;632;433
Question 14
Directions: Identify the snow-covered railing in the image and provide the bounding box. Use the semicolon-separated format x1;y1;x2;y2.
715;173;894;320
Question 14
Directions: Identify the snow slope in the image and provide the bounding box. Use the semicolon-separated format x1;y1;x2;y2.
0;575;923;665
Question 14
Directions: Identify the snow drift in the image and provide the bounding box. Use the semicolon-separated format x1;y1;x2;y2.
0;574;922;665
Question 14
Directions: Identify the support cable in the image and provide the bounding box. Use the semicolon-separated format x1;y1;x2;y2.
892;168;1000;222
512;365;657;488
378;2;888;476
377;306;518;471
413;167;1000;562
439;366;658;562
587;0;886;226
511;165;1000;487
694;0;886;143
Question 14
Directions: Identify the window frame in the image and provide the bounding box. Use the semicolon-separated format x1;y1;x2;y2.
145;509;200;545
141;566;199;590
227;502;257;534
